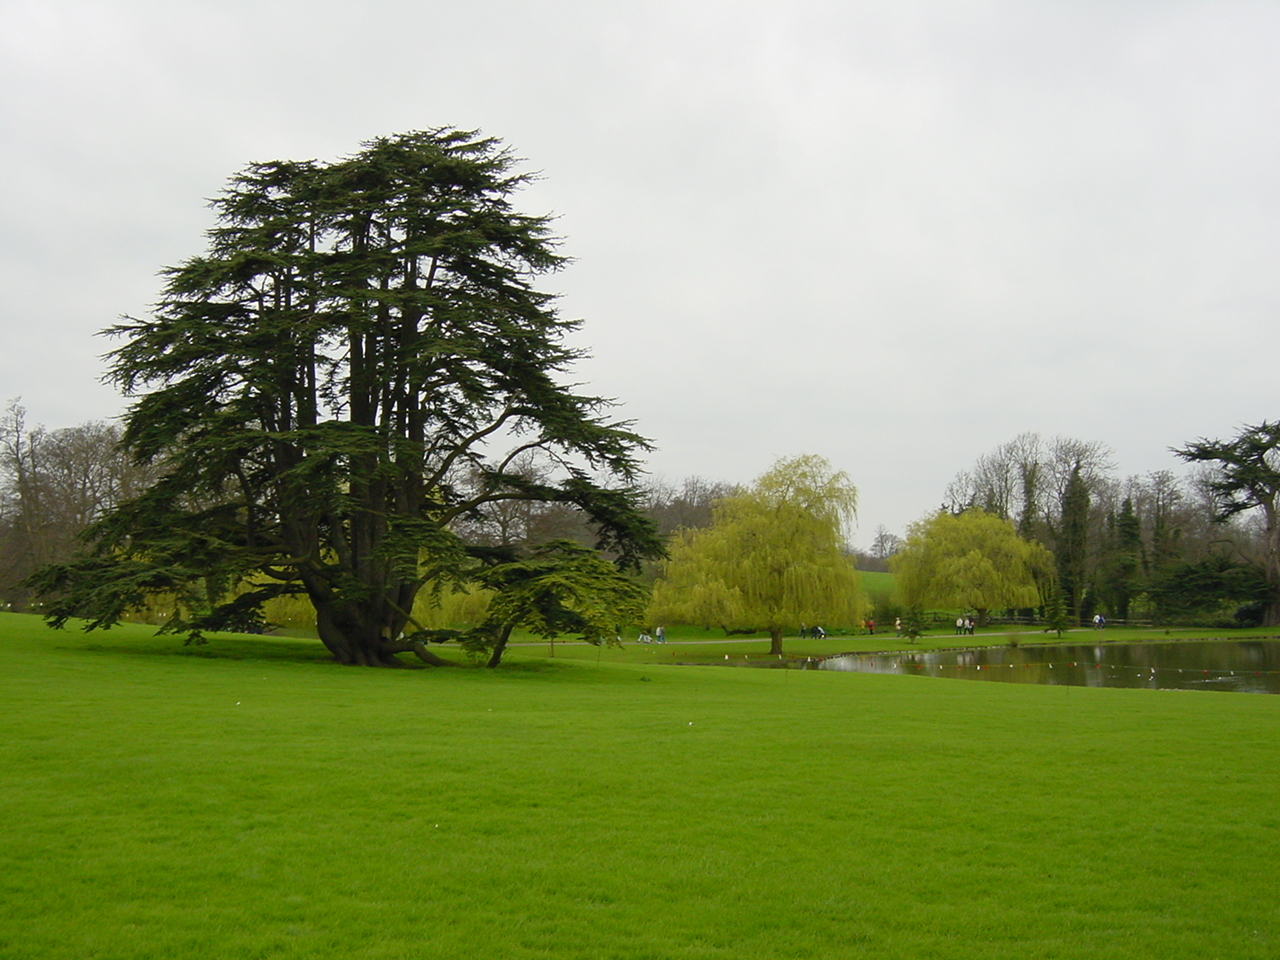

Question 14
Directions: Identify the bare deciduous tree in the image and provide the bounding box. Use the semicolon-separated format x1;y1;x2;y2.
1;402;158;605
643;476;739;540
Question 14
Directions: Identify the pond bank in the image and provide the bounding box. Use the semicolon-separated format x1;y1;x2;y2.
810;637;1280;694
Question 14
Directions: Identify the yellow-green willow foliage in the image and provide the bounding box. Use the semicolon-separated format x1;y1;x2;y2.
889;508;1053;622
649;454;867;654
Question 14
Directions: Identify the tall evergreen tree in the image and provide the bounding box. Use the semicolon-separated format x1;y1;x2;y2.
1095;497;1143;621
1016;458;1041;541
1145;473;1185;622
1055;465;1091;624
30;130;661;665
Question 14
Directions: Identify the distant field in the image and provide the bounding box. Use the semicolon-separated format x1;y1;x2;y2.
4;611;1279;959
858;568;894;595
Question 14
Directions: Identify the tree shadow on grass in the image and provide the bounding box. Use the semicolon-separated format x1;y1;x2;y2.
65;635;337;664
59;633;615;679
25;612;643;681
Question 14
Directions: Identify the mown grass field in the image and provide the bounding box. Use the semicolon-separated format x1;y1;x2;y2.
4;612;1279;959
859;568;894;596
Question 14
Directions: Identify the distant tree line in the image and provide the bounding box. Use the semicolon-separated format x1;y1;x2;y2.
10;395;1277;633
938;431;1274;626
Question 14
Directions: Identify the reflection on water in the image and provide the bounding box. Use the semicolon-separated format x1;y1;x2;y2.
815;639;1280;694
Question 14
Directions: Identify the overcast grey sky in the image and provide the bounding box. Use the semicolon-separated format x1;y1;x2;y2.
2;0;1277;544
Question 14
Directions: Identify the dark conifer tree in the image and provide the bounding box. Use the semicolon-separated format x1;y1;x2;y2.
1175;422;1280;626
1055;465;1091;625
1095;498;1144;622
30;130;661;665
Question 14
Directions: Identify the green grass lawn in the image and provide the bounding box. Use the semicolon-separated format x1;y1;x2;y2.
4;611;1279;959
859;569;894;595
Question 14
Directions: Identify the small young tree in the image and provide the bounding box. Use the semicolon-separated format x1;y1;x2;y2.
648;455;866;655
1043;581;1069;638
899;606;927;642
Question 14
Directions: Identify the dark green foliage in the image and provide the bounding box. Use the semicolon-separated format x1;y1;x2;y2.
1175;422;1280;626
461;540;648;667
1094;498;1144;621
1146;554;1270;621
1016;459;1039;540
1043;581;1069;638
29;130;662;665
1232;600;1267;627
1178;422;1280;520
899;606;926;641
1054;465;1090;624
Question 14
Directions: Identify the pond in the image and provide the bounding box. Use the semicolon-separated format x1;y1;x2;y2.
812;638;1280;694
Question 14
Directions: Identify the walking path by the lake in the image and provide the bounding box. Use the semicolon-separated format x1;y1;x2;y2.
510;627;1114;648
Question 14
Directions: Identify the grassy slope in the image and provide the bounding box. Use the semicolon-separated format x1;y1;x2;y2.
859;569;894;596
3;612;1279;959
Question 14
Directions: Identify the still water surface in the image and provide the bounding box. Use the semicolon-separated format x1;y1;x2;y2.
815;639;1280;694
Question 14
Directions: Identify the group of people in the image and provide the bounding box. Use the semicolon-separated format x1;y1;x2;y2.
955;616;976;635
636;626;667;643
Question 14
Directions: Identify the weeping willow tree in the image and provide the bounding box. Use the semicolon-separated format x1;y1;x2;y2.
649;454;866;655
890;508;1053;625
